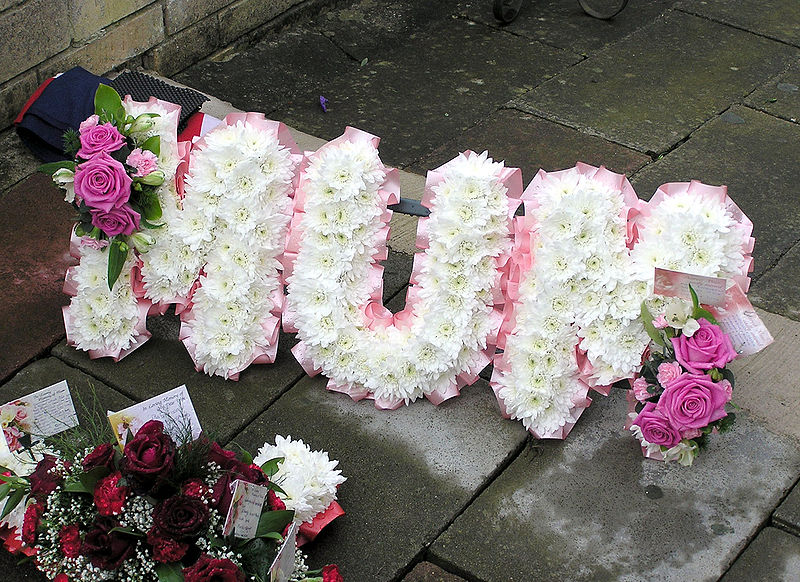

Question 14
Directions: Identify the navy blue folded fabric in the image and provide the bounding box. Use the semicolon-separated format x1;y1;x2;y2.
15;67;110;162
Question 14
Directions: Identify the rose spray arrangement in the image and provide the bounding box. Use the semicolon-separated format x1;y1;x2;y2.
0;420;343;581
626;287;738;465
42;84;166;290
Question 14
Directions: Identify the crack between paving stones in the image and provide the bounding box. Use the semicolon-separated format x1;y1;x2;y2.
391;435;533;582
674;8;800;50
717;473;800;579
750;235;800;288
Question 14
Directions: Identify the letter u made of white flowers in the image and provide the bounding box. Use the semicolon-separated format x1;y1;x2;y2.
176;113;302;380
283;126;522;409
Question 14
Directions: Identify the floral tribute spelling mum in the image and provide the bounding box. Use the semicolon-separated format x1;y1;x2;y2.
628;290;738;465
284;127;521;409
0;422;343;581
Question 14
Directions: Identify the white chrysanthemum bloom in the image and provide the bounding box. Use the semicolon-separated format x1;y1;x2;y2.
253;435;346;524
287;143;512;405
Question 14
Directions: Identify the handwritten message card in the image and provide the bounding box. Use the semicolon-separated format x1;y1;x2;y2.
270;522;299;582
1;380;78;452
107;385;202;448
222;479;271;538
653;268;728;306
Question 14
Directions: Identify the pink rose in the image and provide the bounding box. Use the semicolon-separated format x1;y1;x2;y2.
656;361;682;387
632;377;650;402
74;152;132;212
671;318;737;374
126;148;159;177
657;373;729;431
3;426;22;452
90;204;140;237
719;379;733;401
681;427;702;440
632;402;681;447
77;122;125;159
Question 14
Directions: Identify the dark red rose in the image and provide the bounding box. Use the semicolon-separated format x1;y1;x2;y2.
29;455;66;499
147;527;189;563
82;443;116;471
81;516;135;570
183;554;245;582
119;420;176;492
54;574;69;582
208;442;239;471
94;471;128;516
322;564;344;582
267;489;286;511
59;524;82;558
22;502;43;545
153;495;209;539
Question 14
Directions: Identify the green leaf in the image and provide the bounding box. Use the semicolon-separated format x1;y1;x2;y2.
259;531;283;542
138;192;163;222
260;457;284;479
107;238;129;291
94;84;125;124
721;367;735;387
716;412;736;433
39;160;76;174
140;217;165;230
141;135;161;157
0;483;11;501
640;302;666;347
269;482;286;497
0;487;25;519
689;284;700;310
156;562;185;582
693;307;718;325
255;509;294;538
63;479;92;494
108;526;144;537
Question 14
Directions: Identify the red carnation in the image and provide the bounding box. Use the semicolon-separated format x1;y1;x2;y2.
54;575;70;582
147;528;189;563
94;471;128;516
59;524;82;558
183;553;245;582
182;479;208;499
22;502;43;545
322;564;343;582
267;489;285;511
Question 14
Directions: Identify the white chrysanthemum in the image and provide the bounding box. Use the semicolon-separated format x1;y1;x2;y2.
254;436;346;524
287;144;511;405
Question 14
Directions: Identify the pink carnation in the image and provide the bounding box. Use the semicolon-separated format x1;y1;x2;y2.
652;314;669;329
79;114;100;132
656;361;683;387
632;377;650;402
126;148;159;177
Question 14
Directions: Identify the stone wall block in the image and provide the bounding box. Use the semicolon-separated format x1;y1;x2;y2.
164;0;229;35
0;0;70;83
145;16;219;76
41;4;164;79
219;0;302;45
70;0;157;42
0;71;38;133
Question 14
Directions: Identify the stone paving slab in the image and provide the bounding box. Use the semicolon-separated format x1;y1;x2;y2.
629;105;800;283
749;244;800;322
0;173;77;383
745;60;800;124
456;0;676;55
516;10;800;154
49;248;414;443
718;527;800;582
430;389;800;582
774;482;800;537
677;0;800;47
0;128;39;193
233;375;529;582
727;309;800;442
402;562;467;582
414;107;651;181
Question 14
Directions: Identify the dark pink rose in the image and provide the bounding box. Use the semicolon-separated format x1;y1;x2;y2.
90;204;140;237
29;454;67;500
119;420;176;493
632;402;681;448
77;122;125;159
671;319;737;374
657;373;729;431
183;554;245;582
152;494;209;539
81;516;135;570
82;443;116;471
74;152;132;212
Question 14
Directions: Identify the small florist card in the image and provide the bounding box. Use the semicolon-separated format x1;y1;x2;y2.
270;522;299;582
709;282;774;356
107;385;202;448
222;479;270;538
1;380;78;453
654;268;728;306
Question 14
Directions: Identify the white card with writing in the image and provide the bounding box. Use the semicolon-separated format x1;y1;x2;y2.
270;522;299;582
107;385;202;448
709;283;774;356
1;380;79;452
222;479;271;538
653;268;728;306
